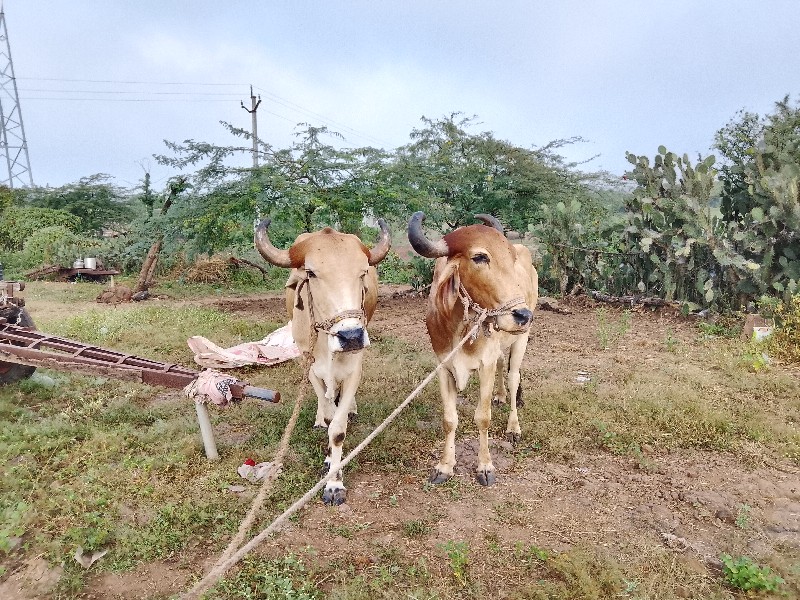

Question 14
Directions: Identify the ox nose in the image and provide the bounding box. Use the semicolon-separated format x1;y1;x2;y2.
512;308;533;327
336;327;366;351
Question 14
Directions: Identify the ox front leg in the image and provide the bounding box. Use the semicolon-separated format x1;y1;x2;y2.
309;370;334;429
504;334;527;443
475;361;497;486
321;372;360;506
430;370;459;484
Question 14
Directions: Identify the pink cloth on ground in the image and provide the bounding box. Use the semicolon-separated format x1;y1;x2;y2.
187;323;301;369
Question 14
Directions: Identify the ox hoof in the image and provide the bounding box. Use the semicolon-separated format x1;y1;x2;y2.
320;462;330;476
516;397;525;408
348;412;358;423
322;487;347;506
475;469;496;487
505;431;521;444
492;395;507;407
313;424;328;431
429;469;452;485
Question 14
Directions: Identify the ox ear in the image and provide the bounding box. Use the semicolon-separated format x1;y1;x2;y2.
285;269;305;310
433;260;461;315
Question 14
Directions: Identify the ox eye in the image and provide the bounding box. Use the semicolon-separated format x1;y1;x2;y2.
472;253;489;264
306;269;316;278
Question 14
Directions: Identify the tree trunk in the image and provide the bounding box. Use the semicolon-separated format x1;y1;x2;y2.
134;237;163;293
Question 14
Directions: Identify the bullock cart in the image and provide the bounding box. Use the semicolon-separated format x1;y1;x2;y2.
0;278;279;459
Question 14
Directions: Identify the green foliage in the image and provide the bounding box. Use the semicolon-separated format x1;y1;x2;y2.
17;225;101;269
394;113;591;234
531;189;628;296
595;308;631;349
714;96;800;302
765;293;800;363
21;175;135;235
439;540;469;586
720;553;784;592
0;501;29;553
212;555;320;600
0;205;81;250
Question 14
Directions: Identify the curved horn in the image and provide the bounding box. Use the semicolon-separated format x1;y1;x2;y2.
254;218;292;268
474;213;504;234
407;211;448;258
368;218;392;266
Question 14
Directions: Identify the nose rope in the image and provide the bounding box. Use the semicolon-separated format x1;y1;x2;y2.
457;282;526;342
314;309;366;336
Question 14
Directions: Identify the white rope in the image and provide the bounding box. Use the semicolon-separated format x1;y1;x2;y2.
182;320;483;600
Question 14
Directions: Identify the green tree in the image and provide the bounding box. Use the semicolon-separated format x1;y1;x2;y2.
22;174;135;235
156;123;407;253
0;205;81;250
714;96;800;299
391;113;595;234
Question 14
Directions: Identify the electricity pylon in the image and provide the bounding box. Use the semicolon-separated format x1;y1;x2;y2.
0;5;33;188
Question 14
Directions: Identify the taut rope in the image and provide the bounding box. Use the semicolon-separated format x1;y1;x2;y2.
182;317;485;600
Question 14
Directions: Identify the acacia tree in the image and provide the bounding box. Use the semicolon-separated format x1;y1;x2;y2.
391;113;596;234
156;123;410;254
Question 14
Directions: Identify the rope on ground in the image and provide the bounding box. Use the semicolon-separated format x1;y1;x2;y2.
214;355;313;567
182;319;484;600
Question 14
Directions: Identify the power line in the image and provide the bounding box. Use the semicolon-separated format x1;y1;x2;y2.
19;88;241;96
18;75;394;147
17;76;246;86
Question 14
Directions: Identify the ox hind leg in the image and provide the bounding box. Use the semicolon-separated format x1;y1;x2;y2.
430;370;459;484
492;349;509;406
321;369;361;506
504;333;528;444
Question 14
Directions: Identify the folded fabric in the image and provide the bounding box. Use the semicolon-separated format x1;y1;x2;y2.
187;322;301;369
183;369;239;406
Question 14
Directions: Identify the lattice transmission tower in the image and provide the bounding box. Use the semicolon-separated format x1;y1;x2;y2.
0;4;32;188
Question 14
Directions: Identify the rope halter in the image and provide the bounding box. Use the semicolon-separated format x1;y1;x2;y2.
295;275;368;345
457;282;525;342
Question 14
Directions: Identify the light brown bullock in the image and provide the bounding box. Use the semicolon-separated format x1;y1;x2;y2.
255;219;390;505
408;212;538;486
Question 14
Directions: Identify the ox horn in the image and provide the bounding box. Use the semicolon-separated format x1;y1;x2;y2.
254;218;292;268
407;211;449;258
474;213;504;234
368;218;392;266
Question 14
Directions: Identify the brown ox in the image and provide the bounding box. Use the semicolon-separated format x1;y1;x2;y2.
255;219;390;505
407;212;538;486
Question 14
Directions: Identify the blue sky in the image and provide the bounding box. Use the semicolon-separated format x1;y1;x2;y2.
6;1;800;189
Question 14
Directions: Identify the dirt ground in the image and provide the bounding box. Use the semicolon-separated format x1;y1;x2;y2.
4;285;799;598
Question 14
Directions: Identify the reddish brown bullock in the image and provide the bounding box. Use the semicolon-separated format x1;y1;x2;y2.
408;212;538;486
255;219;390;504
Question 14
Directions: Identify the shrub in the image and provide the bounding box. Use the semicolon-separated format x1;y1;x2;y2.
765;293;800;363
720;554;784;592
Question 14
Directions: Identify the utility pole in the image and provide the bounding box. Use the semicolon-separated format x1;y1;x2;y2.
240;85;261;169
0;4;33;188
